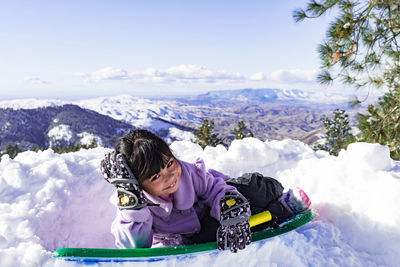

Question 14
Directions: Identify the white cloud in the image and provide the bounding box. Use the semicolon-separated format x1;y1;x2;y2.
78;64;247;84
268;69;317;83
77;67;129;82
250;72;267;81
24;76;49;84
76;65;320;88
163;64;245;83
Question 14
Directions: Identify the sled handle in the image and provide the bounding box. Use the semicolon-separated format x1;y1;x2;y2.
249;210;272;228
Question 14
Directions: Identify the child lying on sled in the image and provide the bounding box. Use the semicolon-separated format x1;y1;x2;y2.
100;129;311;253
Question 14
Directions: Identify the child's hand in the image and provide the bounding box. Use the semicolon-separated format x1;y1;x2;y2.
217;191;251;253
101;151;150;210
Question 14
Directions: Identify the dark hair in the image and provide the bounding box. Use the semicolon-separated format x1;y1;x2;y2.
116;129;176;183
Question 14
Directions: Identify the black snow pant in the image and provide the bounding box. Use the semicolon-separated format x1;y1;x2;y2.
189;173;289;244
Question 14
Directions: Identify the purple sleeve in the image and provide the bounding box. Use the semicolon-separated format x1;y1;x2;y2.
208;168;231;180
192;159;238;220
110;195;153;248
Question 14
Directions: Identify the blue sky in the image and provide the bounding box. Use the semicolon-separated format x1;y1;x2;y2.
0;0;343;100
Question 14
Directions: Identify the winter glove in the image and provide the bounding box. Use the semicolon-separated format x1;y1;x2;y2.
217;191;251;253
100;151;156;210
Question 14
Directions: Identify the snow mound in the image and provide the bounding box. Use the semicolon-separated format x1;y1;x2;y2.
1;139;400;266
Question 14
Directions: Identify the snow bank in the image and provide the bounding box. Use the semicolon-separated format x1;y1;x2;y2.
1;139;399;266
0;148;116;266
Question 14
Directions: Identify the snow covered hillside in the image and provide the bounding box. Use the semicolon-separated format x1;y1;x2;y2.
75;95;199;142
0;95;201;144
0;138;399;266
0;96;198;148
0;91;348;147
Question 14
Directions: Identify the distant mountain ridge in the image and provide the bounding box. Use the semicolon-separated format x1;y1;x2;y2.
180;88;307;106
0;88;353;150
0;88;351;110
177;88;350;107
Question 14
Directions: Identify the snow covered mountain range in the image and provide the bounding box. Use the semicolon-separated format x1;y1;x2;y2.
0;88;353;150
178;88;350;106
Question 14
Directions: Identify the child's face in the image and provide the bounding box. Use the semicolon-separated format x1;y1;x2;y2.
141;157;182;196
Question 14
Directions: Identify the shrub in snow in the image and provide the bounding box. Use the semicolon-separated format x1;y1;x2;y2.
313;109;356;156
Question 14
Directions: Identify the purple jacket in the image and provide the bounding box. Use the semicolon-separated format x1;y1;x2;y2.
110;158;238;248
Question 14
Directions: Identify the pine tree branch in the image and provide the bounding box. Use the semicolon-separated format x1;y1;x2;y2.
387;5;400;63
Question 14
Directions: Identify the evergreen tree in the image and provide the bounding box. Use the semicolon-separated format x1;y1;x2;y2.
358;89;400;159
295;0;400;158
52;143;83;154
194;119;224;149
294;0;400;92
313;109;356;156
2;144;24;159
88;138;98;149
233;121;254;140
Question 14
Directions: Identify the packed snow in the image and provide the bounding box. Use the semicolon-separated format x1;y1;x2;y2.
0;138;399;266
